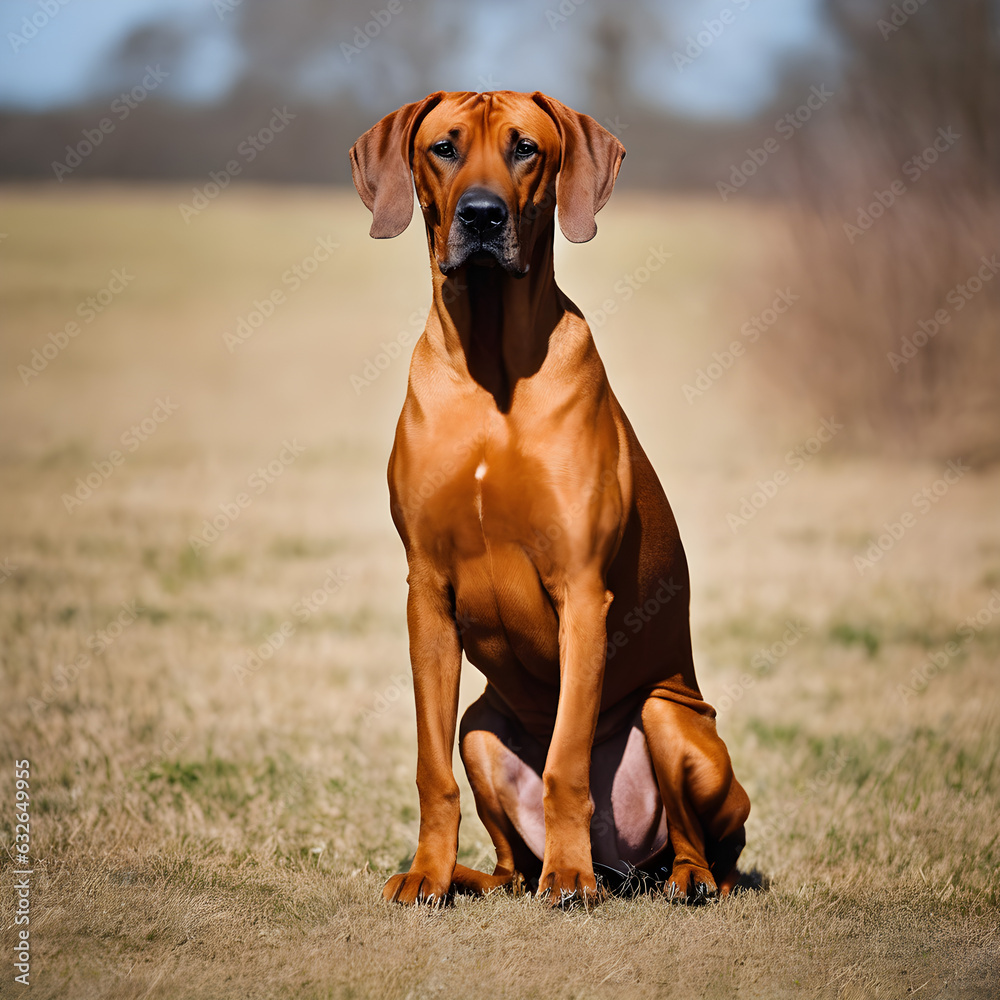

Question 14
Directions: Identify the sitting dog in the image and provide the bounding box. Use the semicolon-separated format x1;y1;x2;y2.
350;90;750;906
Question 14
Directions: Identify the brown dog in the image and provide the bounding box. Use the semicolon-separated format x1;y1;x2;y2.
350;91;749;906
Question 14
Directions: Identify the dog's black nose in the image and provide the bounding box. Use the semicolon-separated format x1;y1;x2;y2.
456;188;508;236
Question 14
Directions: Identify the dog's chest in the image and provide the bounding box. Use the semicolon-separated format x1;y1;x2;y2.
400;435;568;570
392;426;570;666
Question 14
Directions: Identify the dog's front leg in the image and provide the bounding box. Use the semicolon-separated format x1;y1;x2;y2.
538;575;612;906
383;564;462;905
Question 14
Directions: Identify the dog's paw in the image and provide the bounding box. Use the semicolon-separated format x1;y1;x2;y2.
383;869;451;906
663;862;718;905
536;866;602;909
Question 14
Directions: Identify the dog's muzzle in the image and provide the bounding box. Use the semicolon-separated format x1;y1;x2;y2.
456;187;508;238
442;186;523;275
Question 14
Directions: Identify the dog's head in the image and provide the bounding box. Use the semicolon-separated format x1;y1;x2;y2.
350;91;625;276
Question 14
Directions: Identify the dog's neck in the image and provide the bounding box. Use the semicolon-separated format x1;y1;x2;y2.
425;220;567;413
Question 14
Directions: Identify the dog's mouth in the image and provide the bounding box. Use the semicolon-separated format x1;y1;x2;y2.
439;241;528;278
467;249;499;267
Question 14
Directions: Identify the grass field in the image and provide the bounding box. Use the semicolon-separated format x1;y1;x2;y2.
1;184;998;999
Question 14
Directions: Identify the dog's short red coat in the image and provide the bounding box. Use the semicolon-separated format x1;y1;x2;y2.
351;91;750;905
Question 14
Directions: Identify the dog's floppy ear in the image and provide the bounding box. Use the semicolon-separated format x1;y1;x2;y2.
350;92;444;239
531;93;625;243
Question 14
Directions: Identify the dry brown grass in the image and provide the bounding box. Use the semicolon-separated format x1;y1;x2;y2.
0;185;998;999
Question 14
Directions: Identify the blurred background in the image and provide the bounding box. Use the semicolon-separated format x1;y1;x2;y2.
2;5;1000;995
3;0;999;455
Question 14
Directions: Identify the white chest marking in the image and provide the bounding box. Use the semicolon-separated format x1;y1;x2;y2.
474;461;486;520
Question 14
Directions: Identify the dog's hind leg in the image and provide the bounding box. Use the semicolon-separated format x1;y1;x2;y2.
641;695;750;902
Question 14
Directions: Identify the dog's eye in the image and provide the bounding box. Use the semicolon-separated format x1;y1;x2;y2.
432;140;457;159
515;139;537;158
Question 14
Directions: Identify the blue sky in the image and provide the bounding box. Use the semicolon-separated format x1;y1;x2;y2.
1;0;240;108
0;0;826;119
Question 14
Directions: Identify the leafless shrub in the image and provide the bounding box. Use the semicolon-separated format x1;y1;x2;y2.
760;0;1000;460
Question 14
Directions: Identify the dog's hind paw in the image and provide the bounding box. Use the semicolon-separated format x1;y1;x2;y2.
663;862;718;905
